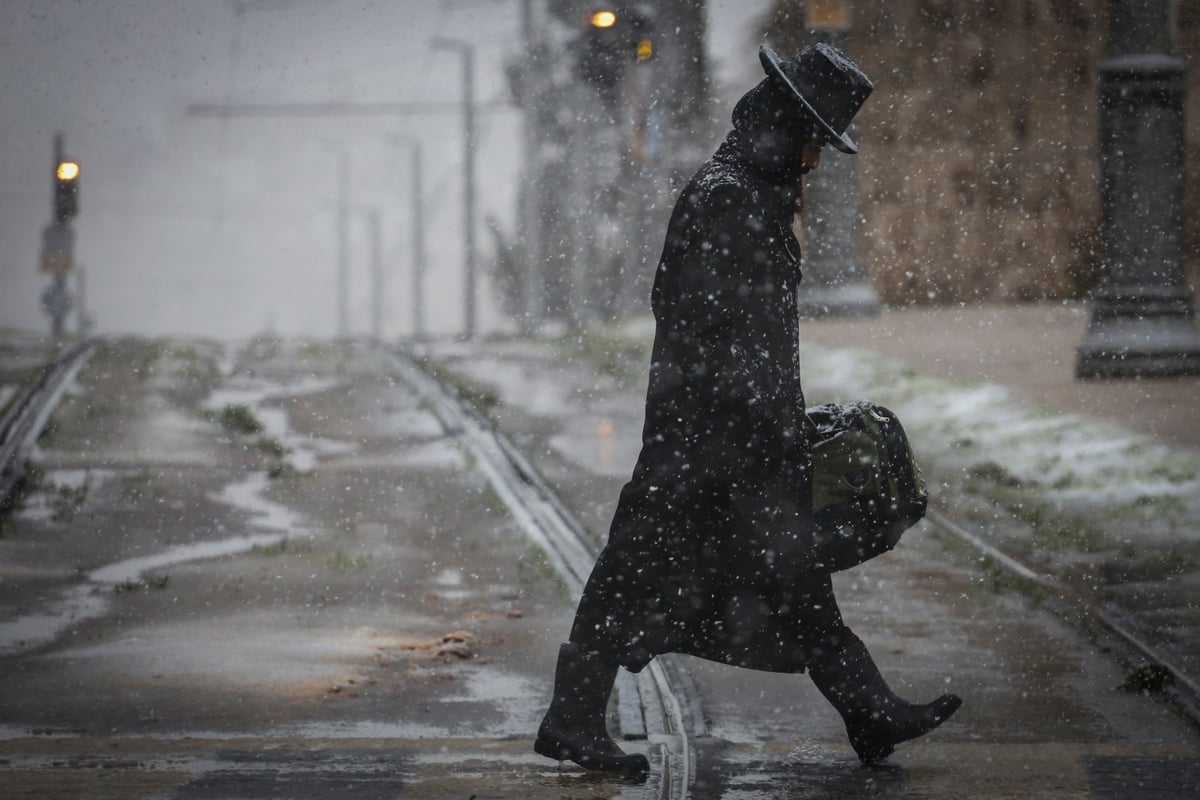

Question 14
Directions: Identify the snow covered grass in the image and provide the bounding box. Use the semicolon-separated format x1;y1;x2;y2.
583;319;1199;580
797;343;1200;563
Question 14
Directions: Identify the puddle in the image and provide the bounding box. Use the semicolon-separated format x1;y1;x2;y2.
0;368;333;656
0;522;297;657
550;415;641;478
447;668;542;731
434;568;464;586
0;582;107;656
283;720;457;739
450;358;579;418
0;464;318;650
45;620;391;688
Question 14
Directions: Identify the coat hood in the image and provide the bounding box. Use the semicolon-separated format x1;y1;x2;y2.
723;76;812;191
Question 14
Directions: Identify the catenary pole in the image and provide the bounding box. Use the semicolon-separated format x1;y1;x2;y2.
432;37;478;339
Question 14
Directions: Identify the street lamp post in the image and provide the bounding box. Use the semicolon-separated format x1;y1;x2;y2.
322;141;351;338
390;135;427;339
432;36;478;339
366;207;383;339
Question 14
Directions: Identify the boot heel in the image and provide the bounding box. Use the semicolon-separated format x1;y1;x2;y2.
809;634;963;763
533;643;650;778
533;735;568;761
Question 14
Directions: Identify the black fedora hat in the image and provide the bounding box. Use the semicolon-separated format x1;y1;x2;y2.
759;43;873;154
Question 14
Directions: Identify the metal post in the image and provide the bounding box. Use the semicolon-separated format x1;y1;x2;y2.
797;1;879;317
464;46;476;339
411;143;426;339
565;86;598;328
322;142;351;338
432;37;478;339
1076;0;1200;377
74;264;93;336
338;151;350;338
368;208;383;339
42;132;77;339
387;135;427;339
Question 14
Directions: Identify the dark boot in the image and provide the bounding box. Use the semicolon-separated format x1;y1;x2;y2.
534;643;649;777
808;633;962;763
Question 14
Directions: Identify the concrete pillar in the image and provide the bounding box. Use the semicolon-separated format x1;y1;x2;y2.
797;5;879;318
1076;0;1200;378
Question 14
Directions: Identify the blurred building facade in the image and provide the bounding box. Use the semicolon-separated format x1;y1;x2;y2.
762;0;1198;306
499;0;1196;328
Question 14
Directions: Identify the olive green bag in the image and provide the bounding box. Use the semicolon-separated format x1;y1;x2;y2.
806;401;928;572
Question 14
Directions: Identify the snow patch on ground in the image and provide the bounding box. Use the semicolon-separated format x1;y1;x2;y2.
800;343;1200;543
204;374;353;474
439;667;543;733
13;468;118;523
89;531;292;585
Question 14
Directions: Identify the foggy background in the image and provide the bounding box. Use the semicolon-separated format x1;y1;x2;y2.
0;0;768;340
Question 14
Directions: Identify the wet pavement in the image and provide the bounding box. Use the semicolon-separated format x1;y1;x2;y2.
795;302;1200;720
1;319;1199;798
428;332;1200;799
0;337;627;797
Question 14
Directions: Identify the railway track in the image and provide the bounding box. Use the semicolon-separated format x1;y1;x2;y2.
0;339;98;514
379;342;702;799
925;507;1200;729
2;335;1190;796
381;336;1200;790
0;335;1195;796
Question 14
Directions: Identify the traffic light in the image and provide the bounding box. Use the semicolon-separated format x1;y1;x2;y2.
573;6;654;104
54;157;79;222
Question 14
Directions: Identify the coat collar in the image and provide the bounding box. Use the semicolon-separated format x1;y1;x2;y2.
713;134;800;221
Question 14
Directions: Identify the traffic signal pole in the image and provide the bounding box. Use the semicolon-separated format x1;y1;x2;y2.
40;132;80;339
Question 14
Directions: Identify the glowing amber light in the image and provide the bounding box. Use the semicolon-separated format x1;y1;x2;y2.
590;10;616;28
636;38;653;61
56;161;80;181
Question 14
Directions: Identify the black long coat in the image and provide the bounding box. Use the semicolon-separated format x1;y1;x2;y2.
570;94;850;674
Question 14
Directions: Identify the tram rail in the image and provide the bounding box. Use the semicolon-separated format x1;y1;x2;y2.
925;506;1200;729
0;340;98;514
379;335;1200;792
378;341;702;799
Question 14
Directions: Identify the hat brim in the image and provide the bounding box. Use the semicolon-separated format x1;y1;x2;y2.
759;45;858;154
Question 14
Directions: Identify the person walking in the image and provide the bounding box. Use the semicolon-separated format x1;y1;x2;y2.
534;43;962;776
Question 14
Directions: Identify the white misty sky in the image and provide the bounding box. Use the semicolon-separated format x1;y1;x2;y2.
1;0;769;339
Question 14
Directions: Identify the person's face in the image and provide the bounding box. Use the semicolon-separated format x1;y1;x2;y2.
798;137;825;175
